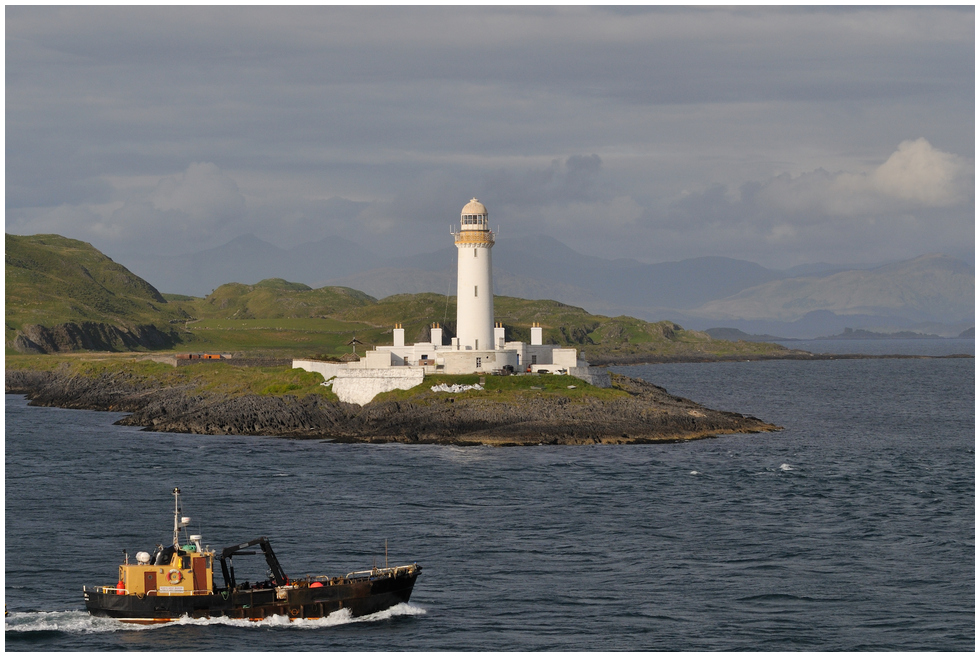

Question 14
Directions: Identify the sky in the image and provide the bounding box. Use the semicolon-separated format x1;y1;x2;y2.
5;6;975;269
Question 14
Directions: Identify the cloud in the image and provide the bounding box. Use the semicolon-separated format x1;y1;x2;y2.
483;155;607;209
101;163;245;248
148;162;244;225
4;7;973;268
338;154;611;256
865;138;971;206
658;139;974;266
756;139;973;217
7;163;248;255
537;195;644;233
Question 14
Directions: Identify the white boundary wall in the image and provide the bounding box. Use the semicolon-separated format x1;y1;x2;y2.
569;367;612;388
332;367;425;405
292;359;346;380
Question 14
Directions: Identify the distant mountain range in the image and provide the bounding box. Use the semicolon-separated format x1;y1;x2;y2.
113;234;974;339
118;234;382;298
693;254;971;323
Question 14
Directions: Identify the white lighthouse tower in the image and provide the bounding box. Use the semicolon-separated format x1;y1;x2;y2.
454;198;494;351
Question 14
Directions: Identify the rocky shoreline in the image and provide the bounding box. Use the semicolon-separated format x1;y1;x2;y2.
5;368;779;446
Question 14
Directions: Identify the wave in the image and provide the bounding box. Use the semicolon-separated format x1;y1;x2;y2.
5;603;426;634
752;463;796;475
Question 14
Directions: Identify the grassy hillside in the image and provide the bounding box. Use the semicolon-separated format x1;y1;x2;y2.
191;279;376;319
6;233;793;361
5;233;188;344
170;281;790;361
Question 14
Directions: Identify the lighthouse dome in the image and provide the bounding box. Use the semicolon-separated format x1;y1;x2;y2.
461;198;487;216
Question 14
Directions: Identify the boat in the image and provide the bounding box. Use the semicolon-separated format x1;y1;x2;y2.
83;488;422;624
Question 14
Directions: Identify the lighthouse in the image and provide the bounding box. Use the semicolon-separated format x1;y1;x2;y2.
454;198;494;351
293;194;607;403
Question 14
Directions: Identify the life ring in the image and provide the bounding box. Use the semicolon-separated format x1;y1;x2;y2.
168;569;183;585
288;607;301;617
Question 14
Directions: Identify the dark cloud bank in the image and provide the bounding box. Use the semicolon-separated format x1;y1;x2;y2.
6;7;974;276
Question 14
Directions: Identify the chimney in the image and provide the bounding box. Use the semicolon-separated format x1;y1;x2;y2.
430;323;443;346
530;322;543;346
494;322;506;349
393;324;405;348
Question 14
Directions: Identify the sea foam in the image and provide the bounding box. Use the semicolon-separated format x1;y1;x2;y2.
4;603;426;633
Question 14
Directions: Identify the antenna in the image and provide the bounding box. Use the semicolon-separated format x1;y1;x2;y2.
172;487;181;548
385;539;389;569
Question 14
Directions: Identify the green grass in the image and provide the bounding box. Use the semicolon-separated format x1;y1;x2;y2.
5;354;337;400
179;280;375;320
5;233;188;340
188;318;367;331
173;322;389;358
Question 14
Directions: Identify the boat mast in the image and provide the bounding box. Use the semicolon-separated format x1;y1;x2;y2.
172;487;181;548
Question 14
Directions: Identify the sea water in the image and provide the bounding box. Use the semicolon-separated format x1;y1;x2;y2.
4;356;974;650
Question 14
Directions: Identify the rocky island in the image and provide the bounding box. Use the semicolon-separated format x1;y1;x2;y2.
5;361;778;446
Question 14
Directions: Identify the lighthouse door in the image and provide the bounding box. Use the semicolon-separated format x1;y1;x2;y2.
144;571;158;595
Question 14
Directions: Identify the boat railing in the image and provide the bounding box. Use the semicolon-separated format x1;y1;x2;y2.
146;589;213;596
344;564;416;579
84;585;212;596
84;585;132;595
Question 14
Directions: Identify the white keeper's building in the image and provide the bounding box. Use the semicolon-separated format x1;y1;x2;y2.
294;198;610;405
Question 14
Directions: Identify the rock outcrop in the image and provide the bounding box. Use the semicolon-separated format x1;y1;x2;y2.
12;322;181;354
6;368;779;445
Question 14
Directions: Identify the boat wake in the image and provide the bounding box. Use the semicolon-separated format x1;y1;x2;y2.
5;610;134;635
5;603;426;634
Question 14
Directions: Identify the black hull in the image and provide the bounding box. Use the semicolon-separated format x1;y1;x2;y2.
85;570;419;622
